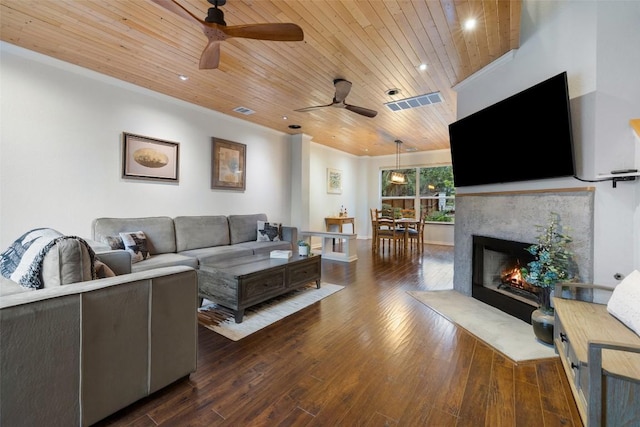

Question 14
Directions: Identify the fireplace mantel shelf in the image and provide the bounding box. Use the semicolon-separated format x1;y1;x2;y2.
456;187;594;197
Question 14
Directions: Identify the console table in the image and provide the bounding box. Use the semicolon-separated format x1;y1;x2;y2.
197;254;321;323
553;283;640;426
324;216;355;234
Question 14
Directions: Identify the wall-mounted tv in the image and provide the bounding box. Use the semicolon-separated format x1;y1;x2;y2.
448;72;575;187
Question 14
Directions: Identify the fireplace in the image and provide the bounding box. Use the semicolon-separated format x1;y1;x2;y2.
472;235;539;323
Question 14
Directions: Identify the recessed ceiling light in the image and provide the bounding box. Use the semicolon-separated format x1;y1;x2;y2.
178;74;189;81
282;115;288;120
288;124;301;129
463;18;476;31
386;88;401;96
418;63;427;71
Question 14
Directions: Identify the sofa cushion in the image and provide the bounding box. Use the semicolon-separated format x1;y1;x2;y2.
228;213;267;244
607;269;640;336
0;276;31;296
119;231;151;264
130;253;198;273
179;245;254;265
174;216;229;252
92;217;177;255
257;220;281;242
235;240;292;256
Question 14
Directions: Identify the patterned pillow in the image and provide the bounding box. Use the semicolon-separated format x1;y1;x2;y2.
119;231;151;264
103;235;125;250
256;221;281;242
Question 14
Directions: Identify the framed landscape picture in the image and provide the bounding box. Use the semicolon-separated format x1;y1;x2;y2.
212;137;246;191
327;168;342;194
122;132;179;182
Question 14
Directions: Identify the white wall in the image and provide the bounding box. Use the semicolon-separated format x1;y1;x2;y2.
307;143;360;241
452;1;640;287
0;42;294;247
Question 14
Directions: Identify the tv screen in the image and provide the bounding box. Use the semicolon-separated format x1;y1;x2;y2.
448;72;575;187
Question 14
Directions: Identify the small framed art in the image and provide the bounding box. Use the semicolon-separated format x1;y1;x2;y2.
327;168;342;194
212;137;246;191
122;132;179;182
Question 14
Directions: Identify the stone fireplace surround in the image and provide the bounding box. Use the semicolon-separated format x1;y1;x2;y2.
453;188;595;317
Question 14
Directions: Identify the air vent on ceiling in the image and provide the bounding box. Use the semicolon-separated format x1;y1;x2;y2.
233;106;255;115
384;92;442;112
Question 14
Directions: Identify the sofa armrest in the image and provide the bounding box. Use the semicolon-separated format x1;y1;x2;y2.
0;266;197;427
281;226;298;245
95;250;132;276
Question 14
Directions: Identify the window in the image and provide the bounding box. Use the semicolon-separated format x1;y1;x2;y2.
380;166;455;223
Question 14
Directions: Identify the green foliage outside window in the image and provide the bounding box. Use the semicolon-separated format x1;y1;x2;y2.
380;166;455;223
419;166;455;196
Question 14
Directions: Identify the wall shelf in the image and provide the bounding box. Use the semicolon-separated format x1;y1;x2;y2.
595;171;640;180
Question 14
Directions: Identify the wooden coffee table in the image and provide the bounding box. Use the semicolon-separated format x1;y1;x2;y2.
197;253;321;323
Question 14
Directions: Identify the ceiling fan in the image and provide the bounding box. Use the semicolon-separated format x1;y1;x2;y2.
295;79;378;118
151;0;304;69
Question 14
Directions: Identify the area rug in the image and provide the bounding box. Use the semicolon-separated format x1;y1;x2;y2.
198;283;344;341
407;289;557;362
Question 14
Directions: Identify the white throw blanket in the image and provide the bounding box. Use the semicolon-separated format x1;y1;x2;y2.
0;228;96;289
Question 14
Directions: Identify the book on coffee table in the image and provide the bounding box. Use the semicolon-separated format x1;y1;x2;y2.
270;250;292;259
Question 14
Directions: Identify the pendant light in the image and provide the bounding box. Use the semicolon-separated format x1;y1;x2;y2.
390;139;407;184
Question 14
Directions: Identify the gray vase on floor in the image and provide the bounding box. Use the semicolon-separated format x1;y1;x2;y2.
531;308;554;344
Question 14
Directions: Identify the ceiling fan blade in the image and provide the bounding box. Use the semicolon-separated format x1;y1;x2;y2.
295;104;334;113
333;79;352;103
150;0;206;29
345;104;378;118
199;41;221;69
221;23;304;41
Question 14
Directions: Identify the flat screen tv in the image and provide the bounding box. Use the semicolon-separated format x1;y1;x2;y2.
448;72;575;187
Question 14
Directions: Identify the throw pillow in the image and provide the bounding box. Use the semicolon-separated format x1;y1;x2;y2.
94;260;116;278
607;269;640;337
103;235;125;250
119;231;151;264
256;220;281;242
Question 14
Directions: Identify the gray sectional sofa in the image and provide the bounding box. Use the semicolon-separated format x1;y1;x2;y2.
91;213;298;272
0;237;198;427
0;213;294;426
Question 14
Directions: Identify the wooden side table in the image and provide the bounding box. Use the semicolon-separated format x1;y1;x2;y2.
324;216;355;234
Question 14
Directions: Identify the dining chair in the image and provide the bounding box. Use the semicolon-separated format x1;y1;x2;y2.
407;214;425;251
375;209;404;253
400;208;416;219
370;208;379;250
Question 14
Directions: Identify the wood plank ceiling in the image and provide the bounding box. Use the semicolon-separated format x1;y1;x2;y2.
0;0;521;157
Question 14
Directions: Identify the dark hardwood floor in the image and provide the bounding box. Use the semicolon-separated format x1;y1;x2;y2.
95;240;582;427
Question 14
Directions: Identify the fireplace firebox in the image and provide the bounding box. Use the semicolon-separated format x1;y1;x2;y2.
472;235;539;323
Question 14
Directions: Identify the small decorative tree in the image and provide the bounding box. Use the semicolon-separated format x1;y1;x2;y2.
520;212;574;314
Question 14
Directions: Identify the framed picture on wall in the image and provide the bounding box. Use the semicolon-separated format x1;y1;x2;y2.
211;137;246;191
122;132;179;182
327;168;342;194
